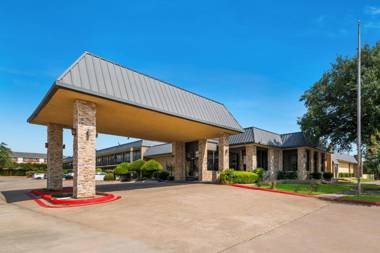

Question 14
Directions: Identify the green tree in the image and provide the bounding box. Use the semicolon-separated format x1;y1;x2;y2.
364;134;380;179
0;142;12;168
115;162;130;175
299;43;380;151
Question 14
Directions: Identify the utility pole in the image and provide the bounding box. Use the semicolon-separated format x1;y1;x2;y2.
356;20;362;194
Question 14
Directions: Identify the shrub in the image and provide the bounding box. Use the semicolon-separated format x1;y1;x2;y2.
104;173;115;181
220;169;258;184
129;159;146;172
322;172;333;180
141;160;163;178
253;168;265;181
339;172;354;178
115;162;130;175
277;171;297;180
158;171;170;180
310;172;322;179
96;167;103;173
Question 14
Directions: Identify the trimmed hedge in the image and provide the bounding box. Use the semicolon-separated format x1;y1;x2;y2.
115;162;130;175
104;173;115;181
277;171;297;180
158;171;170;180
220;169;259;184
322;172;334;180
141;160;163;178
310;172;322;179
129;159;146;172
339;172;354;178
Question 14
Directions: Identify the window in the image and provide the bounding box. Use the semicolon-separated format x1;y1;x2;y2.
283;150;298;171
116;153;123;163
133;150;141;161
257;148;268;170
123;152;130;162
207;150;218;171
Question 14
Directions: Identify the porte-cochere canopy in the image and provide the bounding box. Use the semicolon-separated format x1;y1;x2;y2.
28;52;243;141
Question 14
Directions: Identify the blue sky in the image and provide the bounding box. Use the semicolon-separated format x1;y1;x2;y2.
1;0;380;156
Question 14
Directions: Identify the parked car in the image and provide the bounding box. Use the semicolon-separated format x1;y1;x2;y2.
95;172;106;181
63;173;74;180
33;173;45;180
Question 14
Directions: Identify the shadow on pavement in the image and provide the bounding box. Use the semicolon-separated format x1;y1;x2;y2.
1;181;202;204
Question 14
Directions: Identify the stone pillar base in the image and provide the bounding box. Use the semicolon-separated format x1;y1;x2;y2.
73;100;96;198
47;124;63;190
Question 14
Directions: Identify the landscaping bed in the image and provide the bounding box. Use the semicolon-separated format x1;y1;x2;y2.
230;182;380;205
29;187;121;208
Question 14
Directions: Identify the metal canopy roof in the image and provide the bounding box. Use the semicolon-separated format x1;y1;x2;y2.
229;126;321;149
28;52;243;133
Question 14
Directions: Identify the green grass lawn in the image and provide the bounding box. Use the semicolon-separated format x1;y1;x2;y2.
341;195;380;202
252;183;379;195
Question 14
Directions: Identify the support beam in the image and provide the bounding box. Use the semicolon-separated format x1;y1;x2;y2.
297;148;307;180
73;100;96;198
218;135;229;171
47;123;63;190
173;141;185;180
245;144;257;171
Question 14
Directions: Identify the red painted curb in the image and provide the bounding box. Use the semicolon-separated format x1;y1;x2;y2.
27;188;121;208
228;184;315;198
228;184;380;206
31;189;115;205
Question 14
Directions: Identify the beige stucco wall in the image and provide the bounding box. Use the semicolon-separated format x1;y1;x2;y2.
145;155;174;170
337;161;357;174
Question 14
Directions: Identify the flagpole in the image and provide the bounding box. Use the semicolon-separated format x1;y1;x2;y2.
357;20;362;194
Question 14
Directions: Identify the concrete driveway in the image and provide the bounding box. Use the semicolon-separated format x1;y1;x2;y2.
0;177;379;253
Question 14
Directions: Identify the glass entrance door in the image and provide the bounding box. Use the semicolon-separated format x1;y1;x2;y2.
185;141;199;180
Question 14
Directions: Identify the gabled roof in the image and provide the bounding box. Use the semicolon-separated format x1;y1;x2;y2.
144;143;172;157
29;52;243;133
332;153;358;164
229;127;319;149
96;140;163;156
11;152;47;159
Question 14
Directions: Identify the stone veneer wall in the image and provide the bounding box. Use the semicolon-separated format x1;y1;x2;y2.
198;139;212;181
73;100;97;198
218;135;229;171
245;144;257;171
297;148;307;180
47;123;63;190
173;141;185;180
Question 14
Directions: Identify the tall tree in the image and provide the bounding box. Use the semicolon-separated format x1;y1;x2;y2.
0;142;12;168
299;43;380;152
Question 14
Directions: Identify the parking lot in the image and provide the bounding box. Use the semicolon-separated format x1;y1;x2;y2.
0;176;379;253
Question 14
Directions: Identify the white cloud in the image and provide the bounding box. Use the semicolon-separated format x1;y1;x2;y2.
365;6;380;16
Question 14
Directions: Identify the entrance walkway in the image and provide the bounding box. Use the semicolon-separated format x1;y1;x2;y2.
1;177;379;253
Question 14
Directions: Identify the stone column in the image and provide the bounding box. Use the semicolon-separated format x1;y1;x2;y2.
268;149;277;180
278;150;283;171
297;148;307;180
245;144;257;171
317;152;322;173
173;141;185;180
218;135;229;171
198;139;208;181
130;148;134;162
310;150;315;173
47;123;63;190
73;100;96;198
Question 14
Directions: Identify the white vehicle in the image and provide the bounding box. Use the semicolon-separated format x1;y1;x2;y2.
95;172;106;181
33;173;45;180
